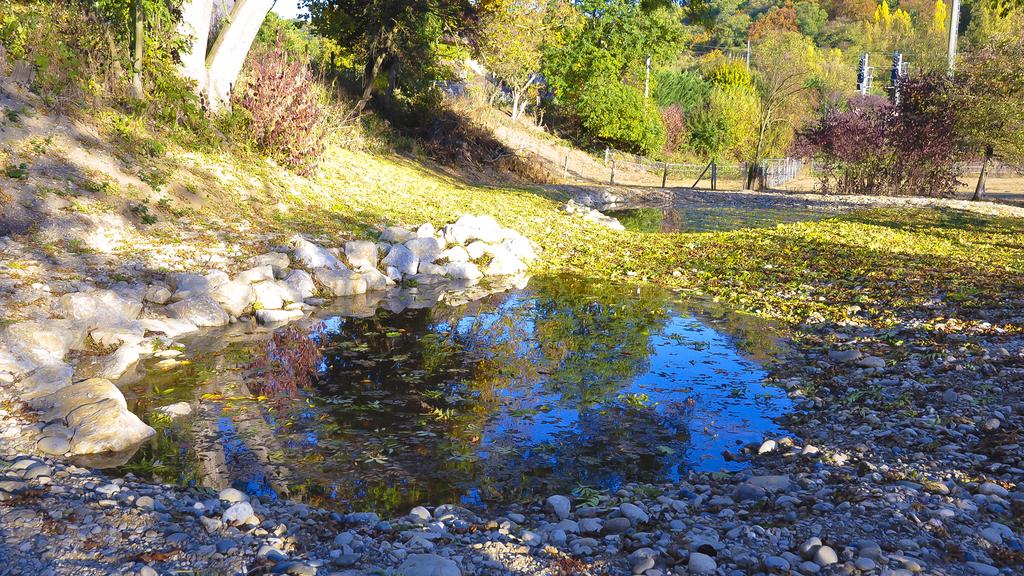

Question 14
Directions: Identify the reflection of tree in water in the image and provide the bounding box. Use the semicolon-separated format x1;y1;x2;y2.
274;276;724;513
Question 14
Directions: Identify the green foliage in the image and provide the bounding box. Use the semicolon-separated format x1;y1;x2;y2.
577;76;666;155
653;70;711;110
703;60;751;88
4;163;28;180
794;1;828;38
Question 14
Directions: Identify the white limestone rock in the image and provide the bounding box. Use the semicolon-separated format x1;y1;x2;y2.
255;309;305;325
418;262;448;276
16;364;74;400
291;236;345;270
90;322;146;348
153;402;193;419
345;240;379;270
165;296;230;327
379;226;416;243
465;241;487;260
234;265;275;284
284;269;317;299
382;244;419;275
3;320;89;366
209;281;255;317
138;318;198;338
254;252;290;269
405;237;445;263
440;246;470;263
252;281;303;310
314;268;368;297
416;222;436;238
446;262;482;281
360;268;392;291
33;378;156;454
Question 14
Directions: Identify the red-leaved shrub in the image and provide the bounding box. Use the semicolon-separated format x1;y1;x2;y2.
795;74;962;197
234;32;326;176
660;105;688;155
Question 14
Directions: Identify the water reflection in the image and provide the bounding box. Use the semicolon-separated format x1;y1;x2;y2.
283;275;788;512
120;275;790;514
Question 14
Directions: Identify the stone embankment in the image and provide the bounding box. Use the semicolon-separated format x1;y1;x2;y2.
0;214;537;463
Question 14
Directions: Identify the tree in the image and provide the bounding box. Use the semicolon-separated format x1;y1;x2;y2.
477;0;574;121
541;0;681;153
955;9;1024;200
744;32;816;189
176;0;275;112
303;0;476;114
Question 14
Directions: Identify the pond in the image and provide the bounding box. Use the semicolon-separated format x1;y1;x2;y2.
117;275;791;514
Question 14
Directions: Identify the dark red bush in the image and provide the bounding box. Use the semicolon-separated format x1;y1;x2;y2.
796;74;962;197
660;105;688;155
234;32;327;176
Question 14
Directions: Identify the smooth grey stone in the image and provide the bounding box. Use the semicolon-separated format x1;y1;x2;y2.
814;546;838;566
165;532;188;545
397;553;461;576
603;517;632;534
688;552;717;575
854;558;875;571
216;539;238;554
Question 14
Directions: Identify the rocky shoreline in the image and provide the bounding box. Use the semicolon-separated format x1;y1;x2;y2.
2;197;1024;576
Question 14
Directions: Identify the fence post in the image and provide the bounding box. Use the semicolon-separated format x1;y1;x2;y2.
563;155;569;180
610;160;616;185
662;163;668;188
711;160;717;191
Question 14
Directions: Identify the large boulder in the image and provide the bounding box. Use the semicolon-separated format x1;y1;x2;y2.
382;244;418;276
16;364;74;400
501;236;538;262
360;268;391;292
90;322;146;348
379;226;415;243
166;296;230;327
52;293;128;327
440;246;470;263
252;281;303;310
345;240;378;270
314;268;368;297
442;214;504;244
166;271;226;295
292;236;345;270
405;237;445;263
3;320;89;366
447;262;482;281
418;263;448;276
33;378;155;454
234;265;275;284
209;281;255;317
284;270;317;299
138;318;198;338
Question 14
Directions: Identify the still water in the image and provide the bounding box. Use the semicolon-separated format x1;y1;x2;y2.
121;275;791;514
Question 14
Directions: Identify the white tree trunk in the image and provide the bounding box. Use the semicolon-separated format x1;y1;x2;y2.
178;0;272;112
204;0;273;111
178;0;213;84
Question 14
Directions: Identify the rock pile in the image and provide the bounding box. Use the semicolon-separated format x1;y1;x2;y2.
0;215;538;462
563;199;625;231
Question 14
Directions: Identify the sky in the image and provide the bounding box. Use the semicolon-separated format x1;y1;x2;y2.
271;0;307;20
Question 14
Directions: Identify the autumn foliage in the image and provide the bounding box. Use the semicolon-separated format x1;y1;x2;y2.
234;32;327;176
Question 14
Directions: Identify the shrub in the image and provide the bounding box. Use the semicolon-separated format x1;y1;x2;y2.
660;105;688;154
577;78;665;156
233;32;327;176
653;70;711;111
796;74;961;197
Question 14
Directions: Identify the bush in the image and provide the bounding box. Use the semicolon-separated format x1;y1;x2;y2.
233;32;327;176
796;74;961;197
577;78;665;156
660;105;688;154
653;70;711;111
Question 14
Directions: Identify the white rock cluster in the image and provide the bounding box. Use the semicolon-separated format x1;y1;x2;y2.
0;214;538;461
564;199;625;231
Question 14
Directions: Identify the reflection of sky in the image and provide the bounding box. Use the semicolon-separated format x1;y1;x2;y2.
477;310;789;475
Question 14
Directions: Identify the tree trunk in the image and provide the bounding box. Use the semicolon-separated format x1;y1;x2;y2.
355;53;386;114
381;59;398;115
178;0;213;85
971;147;993;201
131;0;144;98
202;0;274;112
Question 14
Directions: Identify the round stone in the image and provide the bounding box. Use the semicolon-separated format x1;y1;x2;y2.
854;558;875;571
545;495;571;519
632;557;655;574
398;553;461;576
138;567;159;576
814;546;838;566
688;552;717;575
37;437;70;455
218;487;248;503
603;517;632;534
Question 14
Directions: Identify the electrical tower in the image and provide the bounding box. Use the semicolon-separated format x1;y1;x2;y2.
889;50;908;105
857;53;874;95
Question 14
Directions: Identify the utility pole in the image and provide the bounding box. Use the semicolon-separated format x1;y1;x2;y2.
746;39;750;74
645;54;651;98
947;0;962;75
